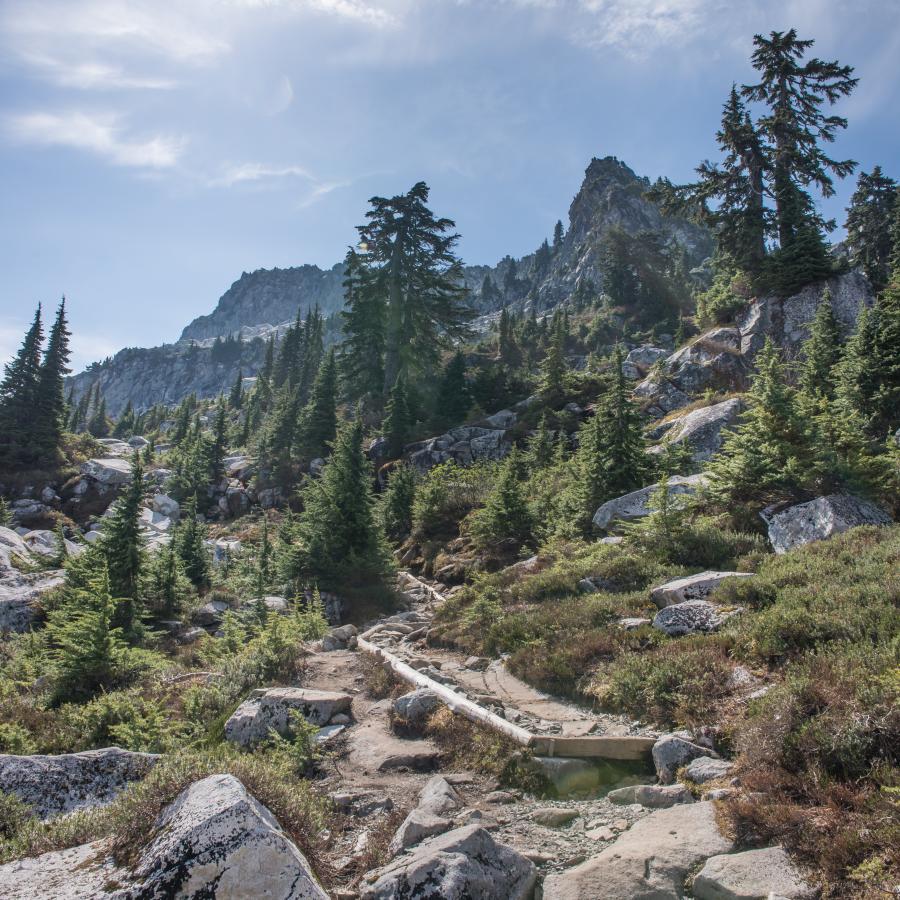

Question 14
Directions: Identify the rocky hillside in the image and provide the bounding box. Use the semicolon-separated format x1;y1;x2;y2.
67;156;711;416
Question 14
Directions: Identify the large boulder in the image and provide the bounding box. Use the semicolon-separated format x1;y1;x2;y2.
361;824;536;899
321;624;358;651
0;747;158;819
652;734;716;784
123;773;328;899
388;776;461;855
651;571;755;608
593;474;706;531
653;599;730;637
224;687;352;749
80;458;133;485
0;527;65;632
0;841;121;899
542;802;733;899
648;397;744;462
693;846;816;900
151;493;180;520
765;493;891;554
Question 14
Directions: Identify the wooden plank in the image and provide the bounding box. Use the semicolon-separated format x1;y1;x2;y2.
358;637;654;762
529;734;656;761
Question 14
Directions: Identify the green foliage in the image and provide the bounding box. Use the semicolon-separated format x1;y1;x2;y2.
296;348;337;460
294;587;330;640
142;540;192;619
380;464;417;542
176;499;210;590
798;289;842;400
695;263;752;327
383;374;413;458
412;460;496;539
845;166;897;293
433;351;471;430
469;449;534;551
0;498;10;528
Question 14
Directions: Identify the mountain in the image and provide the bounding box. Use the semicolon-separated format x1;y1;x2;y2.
67;156;712;416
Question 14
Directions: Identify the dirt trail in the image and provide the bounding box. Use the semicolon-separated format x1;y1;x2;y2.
300;575;657;895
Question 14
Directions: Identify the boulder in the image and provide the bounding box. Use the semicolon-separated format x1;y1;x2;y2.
224;687;352;749
685;757;734;784
653;599;730;637
392;689;442;729
652;734;716;784
542;802;733;899
531;807;580;827
651;571;755;608
0;747;158;819
124;774;328;899
360;825;536;900
151;493;180;520
128;435;149;448
388;776;461;854
0;528;65;632
765;493;891;554
193;599;230;626
608;783;694;809
693;846;816;900
80;458;133;485
0;841;122;899
593;474;706;530
322;624;358;651
625;345;668;373
484;409;517;429
649;397;744;462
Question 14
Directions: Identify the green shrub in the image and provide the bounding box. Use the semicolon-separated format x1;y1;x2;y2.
0;723;37;755
412;461;496;538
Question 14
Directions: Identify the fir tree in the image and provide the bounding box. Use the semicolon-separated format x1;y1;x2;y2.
433;351;471;429
539;318;566;402
798;290;842;400
229;370;244;409
340;247;385;404
177;498;210;589
291;418;392;596
0;305;43;461
527;412;554;470
143;539;190;619
706;338;822;503
296;348;337;460
88;396;111;438
113;401;135;438
32;299;71;459
384;374;413;458
256;514;272;597
471;448;534;550
0;497;10;527
867;277;900;437
844;167;897;292
553;219;564;250
208;397;228;484
834;305;879;433
380;463;417;542
101;453;145;637
46;553;126;703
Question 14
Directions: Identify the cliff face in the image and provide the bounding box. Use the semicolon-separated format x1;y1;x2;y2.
179;264;346;343
68;156;713;415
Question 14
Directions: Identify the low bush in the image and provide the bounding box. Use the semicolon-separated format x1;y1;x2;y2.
412;461;496;539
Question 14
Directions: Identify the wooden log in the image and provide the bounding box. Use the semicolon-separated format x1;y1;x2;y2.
357;637;653;763
358;637;534;747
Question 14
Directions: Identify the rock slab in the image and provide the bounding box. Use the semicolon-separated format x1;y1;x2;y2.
693;846;816;900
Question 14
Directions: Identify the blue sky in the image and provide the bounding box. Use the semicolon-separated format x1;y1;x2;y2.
1;0;898;372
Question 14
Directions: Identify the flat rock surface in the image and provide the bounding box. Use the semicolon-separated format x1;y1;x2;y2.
0;841;122;899
694;846;816;900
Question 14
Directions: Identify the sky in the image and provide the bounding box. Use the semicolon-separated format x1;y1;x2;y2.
1;0;898;372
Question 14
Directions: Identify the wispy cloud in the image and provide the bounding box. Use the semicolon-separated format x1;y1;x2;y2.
19;52;177;90
233;0;400;28
6;110;185;169
210;162;315;186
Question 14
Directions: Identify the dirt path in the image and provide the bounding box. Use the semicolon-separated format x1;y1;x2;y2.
299;575;657;896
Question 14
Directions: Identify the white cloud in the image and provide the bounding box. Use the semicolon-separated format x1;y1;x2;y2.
210;162;315;186
232;0;400;28
6;110;185;169
19;53;177;90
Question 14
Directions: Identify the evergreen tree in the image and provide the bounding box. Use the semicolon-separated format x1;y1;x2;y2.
503;258;519;297
291;418;392;596
534;239;552;277
46;552;126;702
100;454;145;637
539;318;566;402
32;299;71;459
471;448;534;550
256;514;272;597
834;305;880;433
354;183;473;395
380;464;417;542
296;348;337;460
88;396;111;438
384;374;413;458
143;539;190;619
553;219;564;250
177;498;210;589
113;401;135;438
208;397;228;484
0;497;10;527
229;370;244;409
497;308;520;367
433;351;472;429
798;290;842;400
0;305;43;461
867;278;900;437
706;338;822;503
845;167;897;292
526;412;554;470
340;247;385;403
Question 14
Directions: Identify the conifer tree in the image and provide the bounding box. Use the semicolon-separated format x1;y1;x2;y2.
143;539;190;619
867;278;900;437
32;299;71;459
113;401;135;438
384;374;413;458
353;183;473;395
340;247;385;404
46;553;126;702
706;338;822;503
498;308;520;366
539;318;566;402
208;397;228;483
88;396;111;438
553;219;564;250
229;370;244;409
834;305;879;433
433;351;471;429
380;464;417;542
798;291;842;400
0;305;43;461
177;498;210;589
292;418;392;596
101;454;145;637
471;448;534;550
526;412;554;471
845;167;897;292
256;514;272;597
296;348;337;460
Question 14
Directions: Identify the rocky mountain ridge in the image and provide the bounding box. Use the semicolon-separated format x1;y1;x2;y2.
67;156;712;416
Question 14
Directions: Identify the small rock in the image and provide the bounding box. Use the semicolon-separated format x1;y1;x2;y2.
685;757;735;784
586;825;615;841
651;571;755;608
653;734;717;784
484;790;517;804
531;807;579;827
392;688;442;730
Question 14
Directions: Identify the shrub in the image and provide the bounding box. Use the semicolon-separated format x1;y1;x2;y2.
412;461;496;539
